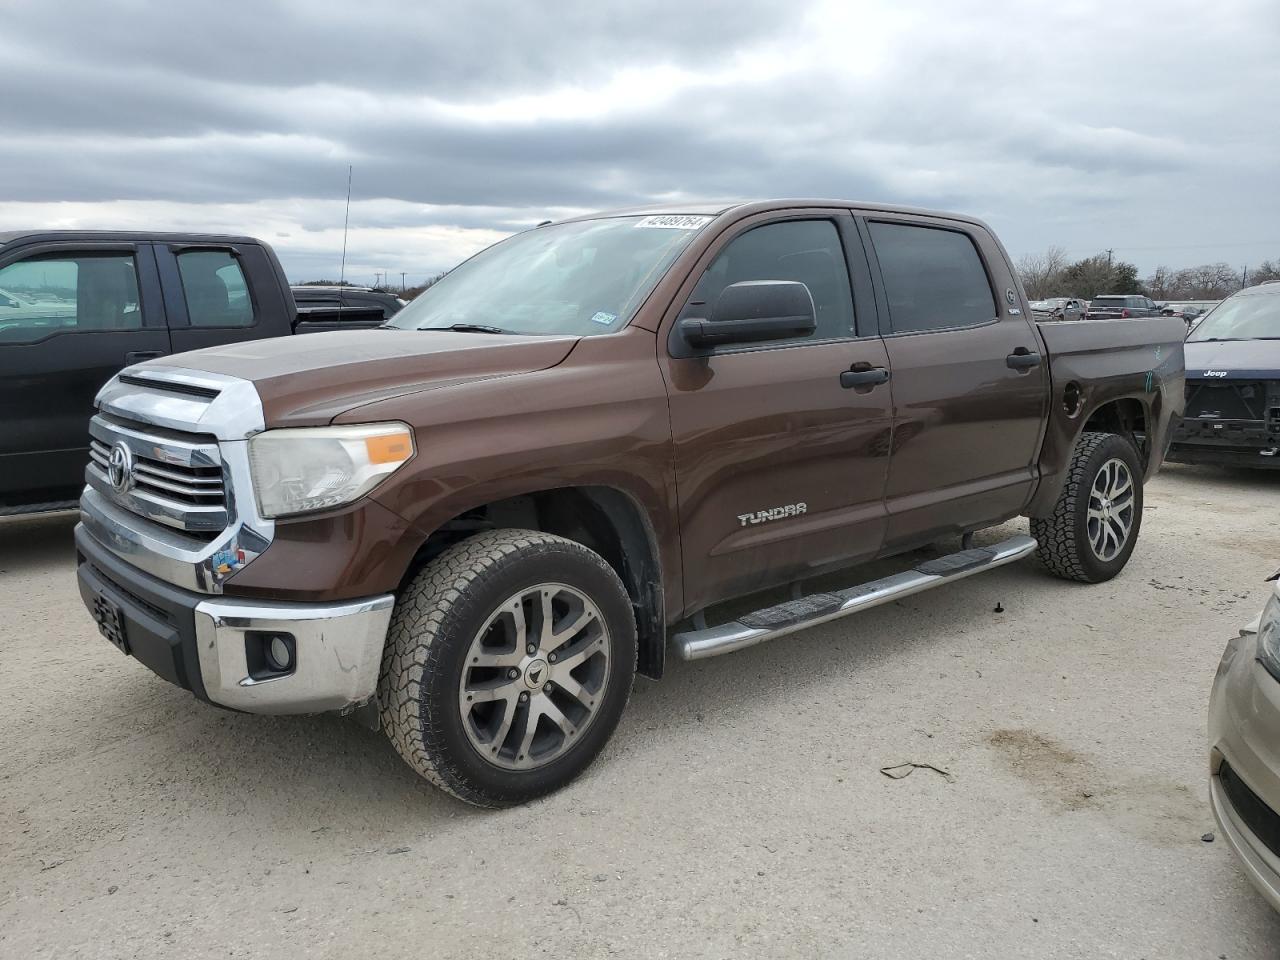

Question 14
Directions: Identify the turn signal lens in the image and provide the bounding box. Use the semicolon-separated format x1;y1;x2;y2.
365;434;413;465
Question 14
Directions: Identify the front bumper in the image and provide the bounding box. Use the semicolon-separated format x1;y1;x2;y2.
76;523;394;714
1169;413;1279;468
1208;627;1280;912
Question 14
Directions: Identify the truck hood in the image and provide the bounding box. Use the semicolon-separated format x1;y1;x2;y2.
147;328;580;426
1184;338;1280;379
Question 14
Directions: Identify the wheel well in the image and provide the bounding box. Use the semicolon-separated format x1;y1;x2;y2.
1083;398;1149;470
404;487;666;679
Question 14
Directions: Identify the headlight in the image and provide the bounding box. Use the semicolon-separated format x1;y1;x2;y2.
248;423;414;519
1256;591;1280;681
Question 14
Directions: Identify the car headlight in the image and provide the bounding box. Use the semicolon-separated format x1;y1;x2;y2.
248;423;414;519
1256;591;1280;681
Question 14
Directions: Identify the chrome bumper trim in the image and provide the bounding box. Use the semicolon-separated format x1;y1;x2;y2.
194;594;395;714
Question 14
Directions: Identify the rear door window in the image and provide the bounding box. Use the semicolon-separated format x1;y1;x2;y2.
868;222;997;333
177;250;254;327
0;253;141;343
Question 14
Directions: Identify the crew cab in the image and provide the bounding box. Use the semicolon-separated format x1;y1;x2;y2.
1169;281;1280;468
0;231;384;515
73;201;1186;807
1087;294;1163;319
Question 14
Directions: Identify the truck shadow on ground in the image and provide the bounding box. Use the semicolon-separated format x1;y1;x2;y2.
1161;461;1280;494
95;529;1043;839
0;511;78;574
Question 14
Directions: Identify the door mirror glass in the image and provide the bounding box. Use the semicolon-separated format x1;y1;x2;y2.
680;279;817;348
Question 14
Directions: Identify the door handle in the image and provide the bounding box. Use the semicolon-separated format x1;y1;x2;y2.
1006;348;1042;371
125;350;166;364
840;364;890;389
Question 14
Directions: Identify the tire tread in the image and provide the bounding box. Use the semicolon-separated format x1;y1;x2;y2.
377;528;633;806
1031;431;1138;583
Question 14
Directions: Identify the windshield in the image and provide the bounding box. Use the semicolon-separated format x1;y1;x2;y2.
387;215;711;337
1188;291;1280;341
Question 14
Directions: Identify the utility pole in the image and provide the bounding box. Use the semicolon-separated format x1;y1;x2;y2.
1105;248;1113;268
1242;265;1249;290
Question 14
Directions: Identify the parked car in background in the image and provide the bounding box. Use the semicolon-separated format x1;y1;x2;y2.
74;198;1185;807
1030;297;1087;321
291;284;406;319
1169;281;1280;469
1162;300;1220;326
0;230;387;516
1087;294;1162;319
1209;580;1280;912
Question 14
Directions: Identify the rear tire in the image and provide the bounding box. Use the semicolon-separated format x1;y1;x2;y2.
378;529;636;807
1031;431;1143;583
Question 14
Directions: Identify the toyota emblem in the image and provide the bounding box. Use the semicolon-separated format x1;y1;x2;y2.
107;442;134;494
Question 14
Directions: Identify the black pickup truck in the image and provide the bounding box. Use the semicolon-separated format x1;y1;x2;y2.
0;230;384;515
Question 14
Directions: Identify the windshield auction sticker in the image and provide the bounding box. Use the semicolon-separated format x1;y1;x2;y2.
634;215;712;230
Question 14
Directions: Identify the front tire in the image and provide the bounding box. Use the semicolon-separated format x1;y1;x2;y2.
1031;431;1144;583
378;529;636;807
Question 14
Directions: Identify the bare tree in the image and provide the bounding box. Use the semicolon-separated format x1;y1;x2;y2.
400;273;447;301
1245;259;1280;288
1182;263;1239;298
1016;246;1068;299
1145;266;1175;299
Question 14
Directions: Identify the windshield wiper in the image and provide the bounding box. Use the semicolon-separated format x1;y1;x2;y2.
426;323;511;334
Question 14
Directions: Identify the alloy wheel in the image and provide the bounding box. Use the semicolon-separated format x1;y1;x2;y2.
1086;457;1135;562
458;583;611;771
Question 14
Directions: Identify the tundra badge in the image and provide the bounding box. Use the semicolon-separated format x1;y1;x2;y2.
738;503;808;526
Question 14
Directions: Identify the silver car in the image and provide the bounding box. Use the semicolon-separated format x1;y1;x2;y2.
1209;580;1280;911
1030;297;1086;321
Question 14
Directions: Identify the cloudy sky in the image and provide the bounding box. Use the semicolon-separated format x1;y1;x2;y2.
2;0;1278;285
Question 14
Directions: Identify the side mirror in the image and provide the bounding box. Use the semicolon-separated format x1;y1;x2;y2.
678;280;817;350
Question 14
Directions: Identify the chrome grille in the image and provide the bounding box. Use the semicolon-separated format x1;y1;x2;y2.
89;438;225;505
80;365;272;595
85;418;229;537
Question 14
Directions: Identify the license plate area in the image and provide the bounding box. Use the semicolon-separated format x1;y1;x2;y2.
91;592;131;655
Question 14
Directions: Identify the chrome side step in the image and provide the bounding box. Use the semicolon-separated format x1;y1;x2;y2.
673;534;1037;661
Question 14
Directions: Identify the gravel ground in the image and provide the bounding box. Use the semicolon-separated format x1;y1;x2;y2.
3;462;1280;959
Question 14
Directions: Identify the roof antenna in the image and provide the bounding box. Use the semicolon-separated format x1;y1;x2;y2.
339;164;353;286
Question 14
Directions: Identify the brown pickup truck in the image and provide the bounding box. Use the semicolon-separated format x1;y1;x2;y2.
74;200;1186;806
